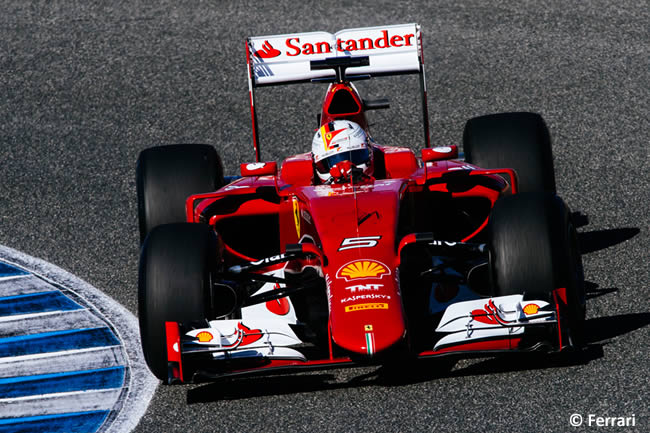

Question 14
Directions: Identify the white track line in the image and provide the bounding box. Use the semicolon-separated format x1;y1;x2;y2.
0;346;125;378
0;345;122;363
0;308;90;323
0;309;103;337
0;275;60;297
0;274;29;282
0;388;123;418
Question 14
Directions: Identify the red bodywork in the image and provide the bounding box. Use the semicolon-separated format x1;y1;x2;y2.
185;83;513;359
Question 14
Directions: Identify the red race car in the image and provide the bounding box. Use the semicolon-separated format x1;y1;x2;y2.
136;24;585;384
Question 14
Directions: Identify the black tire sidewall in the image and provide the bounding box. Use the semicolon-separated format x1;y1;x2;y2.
488;192;586;345
138;223;217;381
136;144;224;243
463;112;556;194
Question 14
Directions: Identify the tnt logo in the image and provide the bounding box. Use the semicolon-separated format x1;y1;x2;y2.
345;284;383;293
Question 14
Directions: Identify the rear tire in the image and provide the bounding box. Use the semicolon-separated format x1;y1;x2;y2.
138;223;218;382
488;193;586;347
463;112;556;193
136;144;224;243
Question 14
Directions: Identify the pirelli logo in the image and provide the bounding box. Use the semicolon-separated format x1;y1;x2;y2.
344;303;388;312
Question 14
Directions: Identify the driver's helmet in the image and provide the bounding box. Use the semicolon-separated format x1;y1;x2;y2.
311;120;373;183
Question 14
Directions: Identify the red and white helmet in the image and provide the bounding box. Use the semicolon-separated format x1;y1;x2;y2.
312;120;373;182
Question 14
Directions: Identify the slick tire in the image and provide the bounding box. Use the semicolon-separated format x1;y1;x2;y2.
138;223;217;382
463;112;556;194
136;144;224;243
488;192;586;347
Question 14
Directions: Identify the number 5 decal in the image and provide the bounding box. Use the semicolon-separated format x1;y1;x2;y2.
338;236;381;251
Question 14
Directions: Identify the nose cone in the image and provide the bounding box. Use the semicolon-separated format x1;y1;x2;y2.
329;294;406;356
300;178;409;357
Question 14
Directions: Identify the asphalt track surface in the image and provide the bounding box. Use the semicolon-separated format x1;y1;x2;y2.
1;1;648;432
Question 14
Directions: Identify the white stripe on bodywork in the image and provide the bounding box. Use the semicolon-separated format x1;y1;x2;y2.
211;346;307;362
241;268;299;323
433;327;524;351
435;295;553;333
192;319;302;349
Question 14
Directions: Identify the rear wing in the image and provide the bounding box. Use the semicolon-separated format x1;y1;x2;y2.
245;23;430;161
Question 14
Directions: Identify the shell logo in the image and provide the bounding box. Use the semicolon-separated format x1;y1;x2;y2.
336;260;390;281
196;331;213;343
522;303;540;315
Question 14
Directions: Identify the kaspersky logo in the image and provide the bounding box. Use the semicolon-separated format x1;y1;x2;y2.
254;29;415;59
336;260;391;281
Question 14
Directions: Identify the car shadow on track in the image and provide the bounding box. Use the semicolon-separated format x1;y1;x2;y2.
186;312;650;402
378;312;650;386
584;281;618;300
375;348;603;386
578;227;640;255
585;312;650;345
187;371;373;403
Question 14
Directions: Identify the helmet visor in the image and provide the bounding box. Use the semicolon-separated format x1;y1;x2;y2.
315;148;370;174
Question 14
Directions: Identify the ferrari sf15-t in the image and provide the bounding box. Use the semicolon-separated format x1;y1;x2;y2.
136;23;586;384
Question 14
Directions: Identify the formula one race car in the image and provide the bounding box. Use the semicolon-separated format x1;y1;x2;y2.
136;24;586;384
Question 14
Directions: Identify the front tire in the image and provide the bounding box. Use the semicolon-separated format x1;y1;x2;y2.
136;144;224;243
488;192;586;347
138;223;218;382
463;112;556;193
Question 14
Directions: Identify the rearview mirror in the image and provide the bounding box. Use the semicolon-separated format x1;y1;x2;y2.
421;145;458;162
240;161;278;177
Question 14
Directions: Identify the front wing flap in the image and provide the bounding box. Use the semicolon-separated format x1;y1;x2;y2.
182;319;305;360
430;294;557;352
165;318;354;383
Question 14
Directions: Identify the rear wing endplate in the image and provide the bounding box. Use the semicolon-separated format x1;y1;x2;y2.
245;23;430;161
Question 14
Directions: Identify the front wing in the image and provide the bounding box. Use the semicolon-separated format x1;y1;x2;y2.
164;289;572;383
